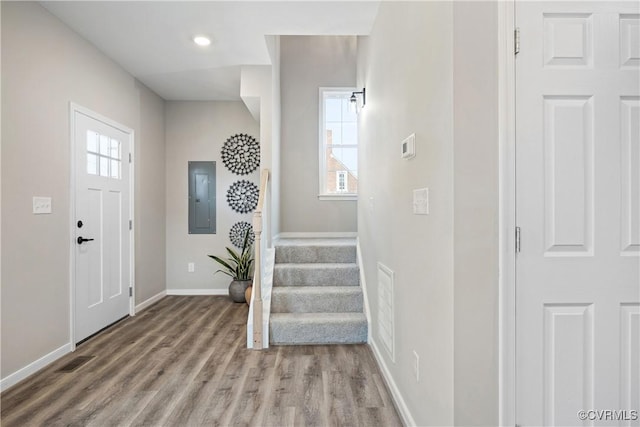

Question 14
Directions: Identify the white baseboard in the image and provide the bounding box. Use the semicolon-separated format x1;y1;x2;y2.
135;290;166;313
0;343;72;392
370;339;416;427
275;231;357;240
166;289;228;296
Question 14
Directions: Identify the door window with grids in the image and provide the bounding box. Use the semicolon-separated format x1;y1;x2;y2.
319;88;358;199
86;130;121;179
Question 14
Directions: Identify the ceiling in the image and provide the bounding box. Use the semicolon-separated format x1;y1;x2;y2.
41;1;380;101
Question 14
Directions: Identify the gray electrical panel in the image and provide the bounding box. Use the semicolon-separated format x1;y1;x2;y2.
188;161;216;234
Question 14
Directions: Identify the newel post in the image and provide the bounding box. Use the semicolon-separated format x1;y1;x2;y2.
252;212;263;349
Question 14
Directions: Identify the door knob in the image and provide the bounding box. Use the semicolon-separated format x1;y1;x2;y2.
77;236;95;244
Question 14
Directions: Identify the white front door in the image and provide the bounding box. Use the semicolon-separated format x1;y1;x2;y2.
73;109;132;343
516;2;639;426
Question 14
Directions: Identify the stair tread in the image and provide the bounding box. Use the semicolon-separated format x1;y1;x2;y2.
275;263;357;268
271;312;366;322
275;238;356;247
272;286;362;294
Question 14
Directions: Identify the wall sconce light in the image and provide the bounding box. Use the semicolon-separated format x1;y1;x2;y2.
349;88;366;112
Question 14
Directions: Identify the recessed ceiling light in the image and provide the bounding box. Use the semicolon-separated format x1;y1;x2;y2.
193;36;211;47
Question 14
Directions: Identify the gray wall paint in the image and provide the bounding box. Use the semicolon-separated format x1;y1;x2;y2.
135;82;167;305
357;2;455;424
280;36;357;233
453;3;499;425
165;101;259;291
357;2;501;425
1;2;166;378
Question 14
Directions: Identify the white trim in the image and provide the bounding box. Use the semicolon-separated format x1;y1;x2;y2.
166;289;229;296
134;290;167;313
356;239;372;343
498;2;517;426
318;86;358;198
0;343;72;392
318;194;358;201
69;103;135;350
370;339;416;427
274;231;357;240
129;136;136;317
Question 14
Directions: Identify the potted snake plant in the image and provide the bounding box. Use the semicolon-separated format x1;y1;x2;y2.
208;229;254;303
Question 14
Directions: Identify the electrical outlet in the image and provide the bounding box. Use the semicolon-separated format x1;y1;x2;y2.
188;262;195;273
413;350;420;382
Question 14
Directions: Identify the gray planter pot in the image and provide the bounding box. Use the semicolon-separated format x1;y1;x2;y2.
229;279;252;303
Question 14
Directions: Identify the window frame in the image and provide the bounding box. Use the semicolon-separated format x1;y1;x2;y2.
318;87;358;201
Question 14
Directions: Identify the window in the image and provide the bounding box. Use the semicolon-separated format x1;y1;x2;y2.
87;130;121;179
336;171;348;192
319;88;358;199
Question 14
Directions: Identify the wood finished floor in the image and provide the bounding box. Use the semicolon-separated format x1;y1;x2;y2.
1;296;402;427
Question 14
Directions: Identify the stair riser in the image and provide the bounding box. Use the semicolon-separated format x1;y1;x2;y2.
275;246;356;264
270;321;367;345
274;266;360;287
271;291;363;313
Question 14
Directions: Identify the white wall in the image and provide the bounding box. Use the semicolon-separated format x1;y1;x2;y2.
266;35;282;241
357;2;455;425
280;36;357;233
165;101;259;292
240;64;277;244
0;1;3;344
453;3;500;425
1;2;166;378
357;2;501;425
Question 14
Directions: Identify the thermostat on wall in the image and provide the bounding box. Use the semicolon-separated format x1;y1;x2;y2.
401;133;416;159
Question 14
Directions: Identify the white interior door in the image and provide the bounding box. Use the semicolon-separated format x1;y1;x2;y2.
74;109;132;343
516;2;640;426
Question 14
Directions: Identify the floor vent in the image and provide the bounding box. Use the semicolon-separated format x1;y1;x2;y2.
377;262;395;361
57;356;94;373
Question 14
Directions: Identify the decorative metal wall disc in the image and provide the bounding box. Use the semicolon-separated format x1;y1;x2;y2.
229;221;254;248
226;180;259;214
221;133;260;175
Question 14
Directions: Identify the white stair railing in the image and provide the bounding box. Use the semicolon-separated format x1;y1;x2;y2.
248;169;271;349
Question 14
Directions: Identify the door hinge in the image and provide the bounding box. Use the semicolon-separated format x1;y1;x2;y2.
129;287;133;297
129;219;132;230
514;27;520;55
129;153;132;163
515;226;521;253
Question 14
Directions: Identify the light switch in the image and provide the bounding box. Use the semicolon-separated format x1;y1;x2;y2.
188;262;195;273
413;188;429;215
33;197;52;214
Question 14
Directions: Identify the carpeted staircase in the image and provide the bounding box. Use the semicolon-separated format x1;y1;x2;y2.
269;238;368;345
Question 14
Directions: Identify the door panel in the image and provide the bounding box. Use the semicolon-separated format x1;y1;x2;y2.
620;97;639;255
516;2;640;426
74;110;131;343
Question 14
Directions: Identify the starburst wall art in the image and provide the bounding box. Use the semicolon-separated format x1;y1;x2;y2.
221;133;260;175
229;221;255;248
226;180;259;214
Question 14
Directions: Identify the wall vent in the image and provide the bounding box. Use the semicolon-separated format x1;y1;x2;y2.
377;262;395;362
